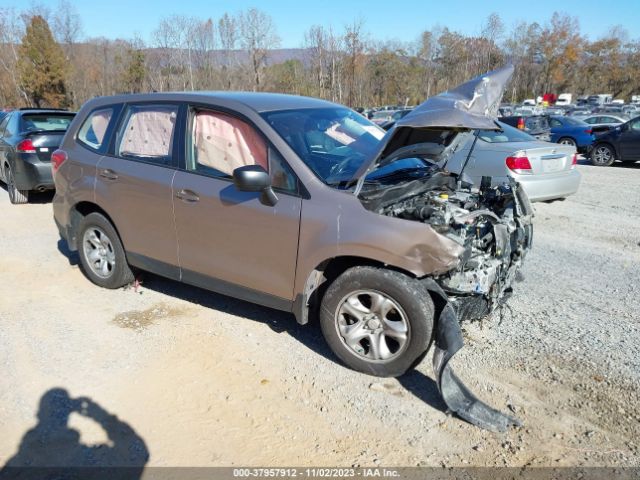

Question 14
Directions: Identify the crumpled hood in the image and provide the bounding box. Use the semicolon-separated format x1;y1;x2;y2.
353;65;514;189
397;64;514;130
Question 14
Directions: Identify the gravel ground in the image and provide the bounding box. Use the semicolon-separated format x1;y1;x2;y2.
0;162;638;468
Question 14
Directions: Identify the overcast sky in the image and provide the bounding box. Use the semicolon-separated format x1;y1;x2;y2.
3;0;640;47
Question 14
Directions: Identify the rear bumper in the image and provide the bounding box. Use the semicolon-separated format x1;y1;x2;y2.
518;169;581;202
13;154;53;191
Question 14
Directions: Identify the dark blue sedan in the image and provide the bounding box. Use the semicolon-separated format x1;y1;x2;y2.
548;115;595;152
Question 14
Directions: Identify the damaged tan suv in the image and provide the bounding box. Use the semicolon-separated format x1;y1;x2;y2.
53;66;532;430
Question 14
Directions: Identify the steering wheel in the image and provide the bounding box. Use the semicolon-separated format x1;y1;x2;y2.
328;154;361;180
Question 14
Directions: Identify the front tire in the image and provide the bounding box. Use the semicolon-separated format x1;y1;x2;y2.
77;212;134;289
591;144;616;166
6;165;29;204
320;266;434;377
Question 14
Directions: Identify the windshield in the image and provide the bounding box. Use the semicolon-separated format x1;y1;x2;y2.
478;122;535;143
20;113;75;132
262;107;385;185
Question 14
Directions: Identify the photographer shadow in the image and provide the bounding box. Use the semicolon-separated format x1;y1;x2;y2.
0;388;148;479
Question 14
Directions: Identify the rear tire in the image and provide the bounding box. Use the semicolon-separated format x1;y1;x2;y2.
558;137;576;147
590;144;615;166
6;165;29;204
319;266;434;377
77;212;134;289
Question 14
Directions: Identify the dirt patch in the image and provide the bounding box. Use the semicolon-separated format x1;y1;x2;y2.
112;303;188;331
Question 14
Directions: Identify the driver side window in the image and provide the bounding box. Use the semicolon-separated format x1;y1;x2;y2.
188;109;297;193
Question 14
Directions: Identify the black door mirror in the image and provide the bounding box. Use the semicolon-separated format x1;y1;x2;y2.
232;165;278;206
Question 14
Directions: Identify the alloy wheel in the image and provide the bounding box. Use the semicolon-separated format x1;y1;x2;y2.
83;227;116;278
335;289;410;362
593;146;613;165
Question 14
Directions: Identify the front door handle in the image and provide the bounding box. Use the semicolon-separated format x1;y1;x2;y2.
175;189;200;203
99;169;118;180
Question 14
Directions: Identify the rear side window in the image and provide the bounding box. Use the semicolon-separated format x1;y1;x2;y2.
77;108;114;151
21;113;74;132
479;123;535;143
116;104;178;166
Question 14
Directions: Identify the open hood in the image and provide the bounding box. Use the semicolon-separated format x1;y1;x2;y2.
353;65;514;191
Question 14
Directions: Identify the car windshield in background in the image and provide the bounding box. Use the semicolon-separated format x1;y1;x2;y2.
478;122;535;143
21;113;75;132
262;108;385;186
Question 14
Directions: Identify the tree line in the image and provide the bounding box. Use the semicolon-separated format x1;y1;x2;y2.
1;3;639;110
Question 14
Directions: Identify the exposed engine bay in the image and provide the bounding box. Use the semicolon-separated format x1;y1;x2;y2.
361;167;533;322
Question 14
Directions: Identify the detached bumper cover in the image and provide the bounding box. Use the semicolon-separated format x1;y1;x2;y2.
424;278;521;432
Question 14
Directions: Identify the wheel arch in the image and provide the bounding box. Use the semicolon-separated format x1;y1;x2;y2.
67;201;121;251
292;255;420;325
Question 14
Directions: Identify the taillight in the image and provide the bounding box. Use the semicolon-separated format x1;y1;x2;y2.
16;138;36;153
570;153;577;168
51;149;68;175
506;156;532;173
517;118;525;130
585;129;593;135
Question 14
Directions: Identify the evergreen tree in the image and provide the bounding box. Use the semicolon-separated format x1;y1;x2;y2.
18;15;69;107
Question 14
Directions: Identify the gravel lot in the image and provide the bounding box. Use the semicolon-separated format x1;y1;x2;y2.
0;162;638;468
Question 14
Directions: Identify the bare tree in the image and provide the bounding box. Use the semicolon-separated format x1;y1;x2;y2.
343;19;367;107
218;12;238;89
238;8;280;91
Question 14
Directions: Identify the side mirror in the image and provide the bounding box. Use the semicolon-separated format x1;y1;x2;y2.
232;165;278;206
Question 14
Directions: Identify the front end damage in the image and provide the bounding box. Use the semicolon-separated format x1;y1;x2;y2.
366;173;533;431
379;174;533;321
355;65;535;431
365;172;533;432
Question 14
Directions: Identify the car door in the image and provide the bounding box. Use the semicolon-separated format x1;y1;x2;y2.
94;102;183;279
618;118;640;160
172;106;302;306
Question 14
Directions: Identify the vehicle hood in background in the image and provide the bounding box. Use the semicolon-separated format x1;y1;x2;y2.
353;65;514;191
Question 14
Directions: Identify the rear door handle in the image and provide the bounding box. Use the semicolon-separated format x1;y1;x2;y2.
175;189;200;203
99;169;118;180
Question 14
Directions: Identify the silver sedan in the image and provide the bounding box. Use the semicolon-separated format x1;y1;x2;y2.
446;122;581;202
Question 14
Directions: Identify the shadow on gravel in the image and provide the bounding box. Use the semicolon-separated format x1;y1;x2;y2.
397;370;448;413
577;158;640;169
138;271;337;366
57;239;79;266
612;161;640;169
128;272;449;416
0;388;148;480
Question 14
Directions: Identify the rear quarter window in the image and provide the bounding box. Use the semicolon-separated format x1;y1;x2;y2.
77;108;115;152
